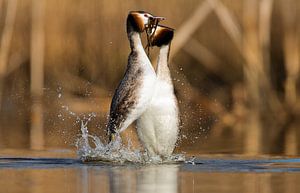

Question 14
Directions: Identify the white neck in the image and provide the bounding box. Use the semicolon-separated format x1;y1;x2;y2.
157;45;169;66
156;45;172;82
127;32;155;73
156;45;170;73
129;32;144;52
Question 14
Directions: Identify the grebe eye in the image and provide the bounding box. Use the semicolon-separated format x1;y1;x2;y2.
144;14;149;17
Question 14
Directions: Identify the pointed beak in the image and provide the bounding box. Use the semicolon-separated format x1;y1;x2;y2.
146;16;165;30
152;16;165;22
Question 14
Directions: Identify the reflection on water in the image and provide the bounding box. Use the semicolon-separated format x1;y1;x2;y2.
135;165;178;193
1;152;300;193
80;165;179;193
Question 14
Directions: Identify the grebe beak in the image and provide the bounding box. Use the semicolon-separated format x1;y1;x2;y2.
145;16;165;37
152;16;165;21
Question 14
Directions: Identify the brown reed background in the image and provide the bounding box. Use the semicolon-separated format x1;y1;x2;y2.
0;0;299;155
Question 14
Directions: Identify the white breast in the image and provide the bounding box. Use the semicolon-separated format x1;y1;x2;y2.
137;78;179;157
119;52;156;133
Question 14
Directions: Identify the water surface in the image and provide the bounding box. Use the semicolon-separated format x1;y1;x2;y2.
1;149;300;193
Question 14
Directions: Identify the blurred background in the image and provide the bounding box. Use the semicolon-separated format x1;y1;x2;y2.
0;0;299;155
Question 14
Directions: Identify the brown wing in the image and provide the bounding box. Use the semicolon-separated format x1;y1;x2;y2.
106;54;143;135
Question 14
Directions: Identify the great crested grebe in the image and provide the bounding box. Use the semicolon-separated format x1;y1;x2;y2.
106;11;164;142
137;25;179;158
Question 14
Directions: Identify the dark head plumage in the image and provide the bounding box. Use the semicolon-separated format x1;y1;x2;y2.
126;11;165;34
150;25;174;47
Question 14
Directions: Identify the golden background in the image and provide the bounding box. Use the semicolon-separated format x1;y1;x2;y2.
0;0;299;155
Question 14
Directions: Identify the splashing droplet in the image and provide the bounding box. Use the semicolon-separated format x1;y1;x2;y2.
76;118;185;164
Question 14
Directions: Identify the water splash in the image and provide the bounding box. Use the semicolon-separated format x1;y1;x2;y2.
75;118;185;164
76;120;144;163
56;87;185;164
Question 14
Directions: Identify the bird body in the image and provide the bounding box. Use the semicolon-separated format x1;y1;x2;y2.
106;13;179;159
106;12;163;141
137;26;179;158
110;36;156;134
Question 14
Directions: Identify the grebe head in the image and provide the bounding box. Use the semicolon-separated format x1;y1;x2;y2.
149;25;174;47
127;11;165;33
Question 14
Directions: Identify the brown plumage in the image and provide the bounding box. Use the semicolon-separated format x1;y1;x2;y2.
106;11;165;142
150;25;174;47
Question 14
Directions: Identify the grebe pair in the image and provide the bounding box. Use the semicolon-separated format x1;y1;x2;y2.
106;11;178;158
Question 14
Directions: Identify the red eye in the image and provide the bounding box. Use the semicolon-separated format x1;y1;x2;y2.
144;14;149;17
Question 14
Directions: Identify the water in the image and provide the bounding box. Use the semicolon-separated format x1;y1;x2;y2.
2;95;299;192
57;99;147;163
68;103;185;164
76;119;185;164
1;150;300;193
